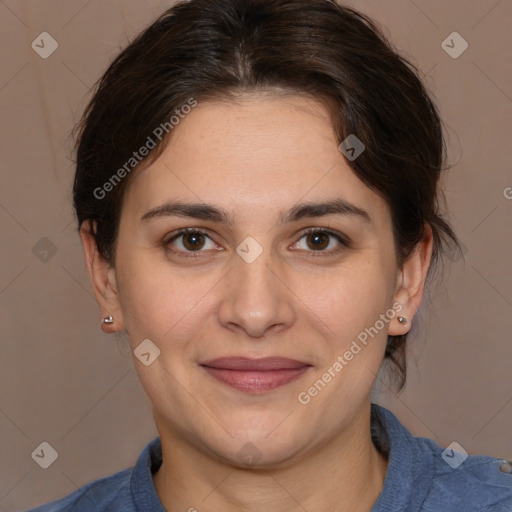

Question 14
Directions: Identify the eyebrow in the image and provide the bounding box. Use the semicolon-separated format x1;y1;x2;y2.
140;198;372;226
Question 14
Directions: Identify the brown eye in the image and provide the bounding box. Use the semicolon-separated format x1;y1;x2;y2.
293;228;349;254
182;232;206;251
305;231;330;250
164;229;217;255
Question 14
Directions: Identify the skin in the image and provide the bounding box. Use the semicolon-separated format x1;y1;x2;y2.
81;93;432;511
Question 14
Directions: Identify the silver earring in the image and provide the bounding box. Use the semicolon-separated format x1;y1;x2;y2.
102;315;114;325
398;316;407;324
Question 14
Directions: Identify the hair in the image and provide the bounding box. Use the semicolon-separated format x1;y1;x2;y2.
72;0;459;392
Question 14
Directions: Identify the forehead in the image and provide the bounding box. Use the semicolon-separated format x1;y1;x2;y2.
157;93;338;172
123;94;389;225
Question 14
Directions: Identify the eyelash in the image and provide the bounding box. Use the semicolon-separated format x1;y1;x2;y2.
163;227;350;258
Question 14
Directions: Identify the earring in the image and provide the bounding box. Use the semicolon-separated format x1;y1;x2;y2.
102;315;114;325
397;316;407;324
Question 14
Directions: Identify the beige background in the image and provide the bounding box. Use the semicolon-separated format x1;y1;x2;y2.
0;0;511;510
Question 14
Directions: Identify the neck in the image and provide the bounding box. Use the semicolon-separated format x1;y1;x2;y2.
153;402;388;512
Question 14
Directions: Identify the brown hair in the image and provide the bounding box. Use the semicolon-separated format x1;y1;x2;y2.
73;0;459;391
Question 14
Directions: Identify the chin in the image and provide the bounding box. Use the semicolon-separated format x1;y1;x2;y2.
218;437;306;470
204;420;310;469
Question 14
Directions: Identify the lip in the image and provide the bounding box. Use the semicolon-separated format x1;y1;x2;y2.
200;357;311;393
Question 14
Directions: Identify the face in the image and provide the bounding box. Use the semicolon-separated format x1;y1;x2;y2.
86;93;420;467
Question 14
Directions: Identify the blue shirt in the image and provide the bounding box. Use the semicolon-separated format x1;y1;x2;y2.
27;404;512;511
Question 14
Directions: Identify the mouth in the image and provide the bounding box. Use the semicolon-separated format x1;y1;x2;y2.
200;357;312;393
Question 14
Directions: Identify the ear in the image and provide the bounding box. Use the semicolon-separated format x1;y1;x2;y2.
80;220;125;333
388;223;433;335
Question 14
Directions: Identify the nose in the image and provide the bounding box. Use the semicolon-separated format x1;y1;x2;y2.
217;246;296;338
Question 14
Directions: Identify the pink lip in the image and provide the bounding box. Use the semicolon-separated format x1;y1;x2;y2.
200;357;311;393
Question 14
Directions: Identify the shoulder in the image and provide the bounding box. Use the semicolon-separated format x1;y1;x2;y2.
420;437;512;511
26;468;134;512
372;404;512;511
26;436;163;512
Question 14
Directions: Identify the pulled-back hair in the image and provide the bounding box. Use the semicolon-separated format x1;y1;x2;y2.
73;0;459;391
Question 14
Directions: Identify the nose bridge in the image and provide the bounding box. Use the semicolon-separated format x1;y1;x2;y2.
233;239;279;307
218;237;294;336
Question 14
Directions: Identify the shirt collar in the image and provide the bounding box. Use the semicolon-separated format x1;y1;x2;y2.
370;403;434;511
131;435;166;511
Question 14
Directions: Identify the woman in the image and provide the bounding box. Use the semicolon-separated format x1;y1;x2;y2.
29;0;512;510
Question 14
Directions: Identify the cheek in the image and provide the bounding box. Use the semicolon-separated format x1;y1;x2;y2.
115;254;199;344
295;266;394;415
299;258;396;404
301;257;395;337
